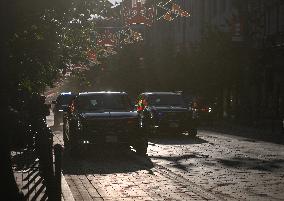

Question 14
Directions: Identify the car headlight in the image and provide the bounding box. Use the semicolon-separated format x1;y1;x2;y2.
208;107;212;112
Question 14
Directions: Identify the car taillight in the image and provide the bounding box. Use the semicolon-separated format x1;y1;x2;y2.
201;108;208;112
137;106;143;112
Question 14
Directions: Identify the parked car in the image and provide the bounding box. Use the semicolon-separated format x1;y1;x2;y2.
52;92;77;126
190;96;216;121
136;92;199;136
63;91;148;156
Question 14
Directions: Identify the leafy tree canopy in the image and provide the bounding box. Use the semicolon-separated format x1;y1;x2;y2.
1;0;113;94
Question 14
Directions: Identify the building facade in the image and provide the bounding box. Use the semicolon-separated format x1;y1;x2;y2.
120;0;284;128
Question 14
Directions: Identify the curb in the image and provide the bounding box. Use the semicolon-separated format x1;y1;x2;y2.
61;173;75;201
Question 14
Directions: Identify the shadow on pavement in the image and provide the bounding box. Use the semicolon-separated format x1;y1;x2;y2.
201;122;284;145
149;134;208;145
150;152;208;171
12;151;48;201
216;157;284;172
62;148;154;175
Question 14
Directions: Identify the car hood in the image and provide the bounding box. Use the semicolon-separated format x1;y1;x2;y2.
79;111;138;119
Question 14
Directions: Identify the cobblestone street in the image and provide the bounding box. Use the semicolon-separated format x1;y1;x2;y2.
47;113;284;201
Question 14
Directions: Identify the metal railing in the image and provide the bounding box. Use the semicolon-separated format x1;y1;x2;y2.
11;119;62;201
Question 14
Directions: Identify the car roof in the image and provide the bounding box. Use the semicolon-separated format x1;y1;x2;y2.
78;91;127;96
141;92;182;96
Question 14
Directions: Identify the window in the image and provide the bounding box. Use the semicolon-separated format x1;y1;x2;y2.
147;94;185;107
77;94;132;111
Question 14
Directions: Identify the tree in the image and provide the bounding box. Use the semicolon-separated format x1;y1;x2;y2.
1;0;112;94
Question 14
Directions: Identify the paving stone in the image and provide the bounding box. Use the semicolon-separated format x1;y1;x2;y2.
47;110;284;201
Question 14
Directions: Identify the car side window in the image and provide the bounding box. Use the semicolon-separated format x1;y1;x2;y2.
154;98;161;104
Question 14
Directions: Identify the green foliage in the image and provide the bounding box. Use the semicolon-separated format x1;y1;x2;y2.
1;0;112;93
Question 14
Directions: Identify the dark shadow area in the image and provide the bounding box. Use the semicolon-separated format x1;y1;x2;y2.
150;152;208;171
23;177;44;200
30;184;46;201
216;157;284;172
11;151;38;171
11;146;51;201
22;171;41;189
201;123;284;145
149;134;208;145
62;148;154;175
13;158;48;201
23;168;38;181
40;193;48;201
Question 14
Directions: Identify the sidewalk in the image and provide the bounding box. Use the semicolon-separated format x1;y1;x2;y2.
13;166;74;201
53;129;75;201
12;74;79;200
12;126;74;201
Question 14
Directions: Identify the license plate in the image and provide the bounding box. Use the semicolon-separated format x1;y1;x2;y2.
106;136;117;143
169;122;179;128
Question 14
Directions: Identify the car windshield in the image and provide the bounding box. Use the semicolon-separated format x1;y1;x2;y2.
77;94;132;111
57;95;76;105
147;94;185;107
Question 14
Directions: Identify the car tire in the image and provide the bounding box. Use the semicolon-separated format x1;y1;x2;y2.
189;128;197;138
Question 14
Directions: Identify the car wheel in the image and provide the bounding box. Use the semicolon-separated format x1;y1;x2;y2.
189;128;197;137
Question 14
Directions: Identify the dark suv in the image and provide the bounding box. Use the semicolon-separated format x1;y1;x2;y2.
63;91;148;156
52;92;77;126
136;92;199;136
